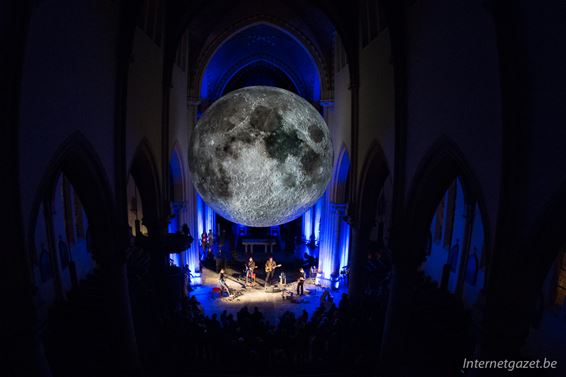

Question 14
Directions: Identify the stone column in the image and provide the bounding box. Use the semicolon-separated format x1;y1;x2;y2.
90;224;141;374
348;223;363;298
186;96;202;281
379;218;421;374
332;204;348;287
318;200;340;287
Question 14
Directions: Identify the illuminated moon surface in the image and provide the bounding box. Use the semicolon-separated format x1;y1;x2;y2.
188;86;333;227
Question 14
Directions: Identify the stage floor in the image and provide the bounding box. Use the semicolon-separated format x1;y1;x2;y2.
189;267;347;324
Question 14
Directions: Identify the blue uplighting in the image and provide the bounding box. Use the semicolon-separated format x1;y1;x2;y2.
303;208;313;242
201;23;321;102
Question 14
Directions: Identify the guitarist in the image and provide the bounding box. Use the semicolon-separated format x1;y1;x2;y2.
246;257;257;286
264;257;281;287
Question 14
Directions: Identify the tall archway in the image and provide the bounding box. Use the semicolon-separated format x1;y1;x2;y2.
405;139;489;302
196;22;324;105
128;139;161;235
350;141;390;295
317;145;352;288
192;19;330;102
27;133;119;375
169;145;186;266
29;133;115;264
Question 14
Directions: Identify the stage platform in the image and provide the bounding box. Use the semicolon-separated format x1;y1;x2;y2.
189;267;347;324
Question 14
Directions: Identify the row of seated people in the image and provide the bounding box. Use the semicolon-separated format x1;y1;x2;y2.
156;275;473;376
160;294;385;375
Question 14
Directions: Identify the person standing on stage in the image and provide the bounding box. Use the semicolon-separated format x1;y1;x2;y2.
264;256;279;287
201;231;208;251
207;229;214;248
246;257;256;286
218;269;231;297
297;267;306;296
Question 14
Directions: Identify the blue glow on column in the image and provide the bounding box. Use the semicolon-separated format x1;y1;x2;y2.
168;209;179;266
196;194;204;238
205;205;216;236
339;221;350;272
187;194;204;284
314;198;322;242
303;208;313;241
317;198;333;285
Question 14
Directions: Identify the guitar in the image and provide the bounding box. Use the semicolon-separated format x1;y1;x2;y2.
245;265;258;275
265;264;282;273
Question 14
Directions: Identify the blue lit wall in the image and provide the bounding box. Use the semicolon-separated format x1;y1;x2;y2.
302;197;325;247
169;153;182;266
195;194;216;249
195;193;206;239
200;23;321;103
339;220;350;275
303;208;313;241
314;199;322;241
317;200;350;289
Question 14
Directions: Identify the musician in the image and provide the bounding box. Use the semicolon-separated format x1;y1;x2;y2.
218;269;231;297
246;257;256;286
207;229;214;247
264;256;279;287
200;231;208;251
297;267;306;296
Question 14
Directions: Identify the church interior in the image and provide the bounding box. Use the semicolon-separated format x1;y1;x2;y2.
3;0;566;376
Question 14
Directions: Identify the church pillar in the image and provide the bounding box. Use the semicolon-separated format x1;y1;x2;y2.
184;188;201;281
2;2;52;375
332;204;347;287
468;2;533;373
380;220;420;375
318;201;345;288
186;97;202;280
302;208;313;243
348;224;364;299
90;223;141;374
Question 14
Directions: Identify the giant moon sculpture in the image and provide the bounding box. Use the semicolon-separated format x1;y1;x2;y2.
188;86;333;227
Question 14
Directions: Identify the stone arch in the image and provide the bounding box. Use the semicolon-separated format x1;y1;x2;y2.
357;141;390;232
28;132;115;261
215;55;306;99
349;141;390;294
129;138;161;232
190;18;331;101
405;137;491;273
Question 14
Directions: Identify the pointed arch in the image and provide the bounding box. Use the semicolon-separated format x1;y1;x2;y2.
357;141;390;232
129;138;161;228
405;136;490;264
27;132;115;257
191;19;329;101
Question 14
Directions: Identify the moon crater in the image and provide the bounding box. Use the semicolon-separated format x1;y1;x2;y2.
188;86;333;227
